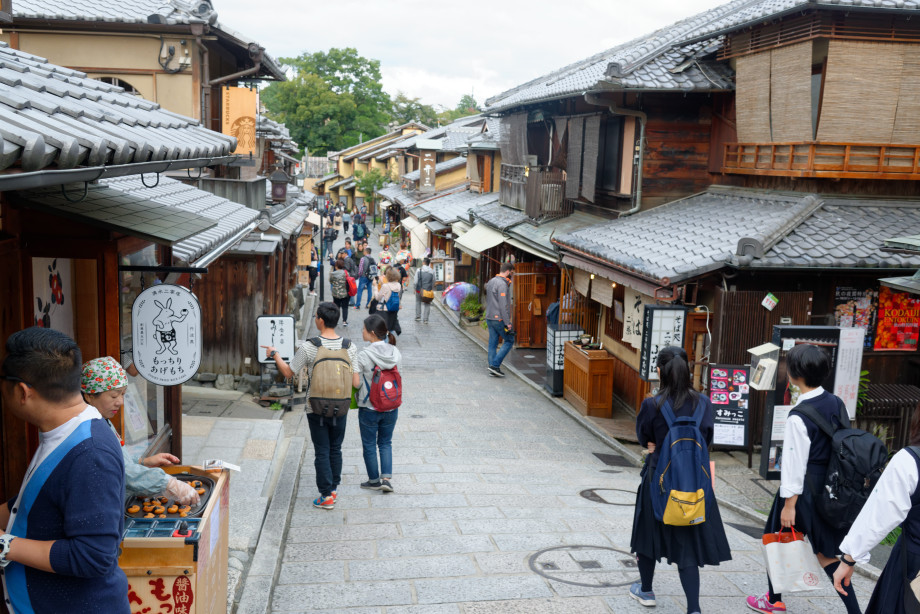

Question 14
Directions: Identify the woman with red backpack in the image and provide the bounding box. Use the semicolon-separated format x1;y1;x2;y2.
356;314;402;493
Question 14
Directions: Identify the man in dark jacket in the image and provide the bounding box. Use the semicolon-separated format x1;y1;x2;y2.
484;262;515;377
0;328;130;613
414;257;435;324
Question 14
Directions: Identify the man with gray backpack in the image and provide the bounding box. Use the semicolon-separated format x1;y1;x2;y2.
263;302;359;510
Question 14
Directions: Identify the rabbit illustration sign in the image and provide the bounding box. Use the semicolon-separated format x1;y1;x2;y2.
132;284;202;386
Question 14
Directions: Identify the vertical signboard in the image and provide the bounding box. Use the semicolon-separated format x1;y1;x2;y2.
759;326;865;480
419;151;436;194
709;364;751;448
639;306;688;381
221;86;258;156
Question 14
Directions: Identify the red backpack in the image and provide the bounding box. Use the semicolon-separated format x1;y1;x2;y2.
346;275;357;297
368;365;401;411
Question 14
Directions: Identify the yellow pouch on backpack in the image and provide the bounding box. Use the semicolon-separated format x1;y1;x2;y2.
662;489;706;526
421;289;435;300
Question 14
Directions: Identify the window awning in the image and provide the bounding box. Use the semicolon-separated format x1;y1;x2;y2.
452;220;472;236
505;237;556;261
427;220;450;233
401;217;420;231
454;223;505;258
305;211;323;227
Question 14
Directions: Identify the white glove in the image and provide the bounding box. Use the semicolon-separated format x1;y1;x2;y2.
165;478;201;506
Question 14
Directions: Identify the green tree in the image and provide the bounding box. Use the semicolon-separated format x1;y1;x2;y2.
262;48;391;154
353;167;392;217
390;91;438;127
437;93;481;123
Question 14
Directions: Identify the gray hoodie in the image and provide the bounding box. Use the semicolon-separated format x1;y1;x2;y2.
356;340;402;409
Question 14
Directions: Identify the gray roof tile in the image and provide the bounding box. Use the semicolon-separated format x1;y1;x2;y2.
424;190;499;225
470;201;529;230
403;156;466;181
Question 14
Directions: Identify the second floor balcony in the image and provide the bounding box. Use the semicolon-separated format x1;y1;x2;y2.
499;163;574;221
723;142;920;180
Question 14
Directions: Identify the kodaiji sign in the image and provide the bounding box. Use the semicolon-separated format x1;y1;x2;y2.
132;284;202;386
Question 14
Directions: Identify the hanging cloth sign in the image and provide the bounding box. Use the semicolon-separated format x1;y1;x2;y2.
132;284;202;386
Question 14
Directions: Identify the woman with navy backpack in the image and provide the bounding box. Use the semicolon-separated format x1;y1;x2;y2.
356;314;401;493
747;343;862;614
630;346;731;614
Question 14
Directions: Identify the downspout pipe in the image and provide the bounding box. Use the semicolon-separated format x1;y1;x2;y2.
210;43;264;86
584;93;646;217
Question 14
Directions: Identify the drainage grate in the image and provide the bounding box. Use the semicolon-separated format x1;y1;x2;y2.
620;558;638;568
599;469;621;475
578;560;602;570
593;453;632;467
541;562;559;571
411;415;425;419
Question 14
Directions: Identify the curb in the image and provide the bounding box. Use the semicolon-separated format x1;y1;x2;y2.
234;436;306;614
430;298;884;583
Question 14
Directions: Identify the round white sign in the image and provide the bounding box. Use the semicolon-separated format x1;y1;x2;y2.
131;284;202;386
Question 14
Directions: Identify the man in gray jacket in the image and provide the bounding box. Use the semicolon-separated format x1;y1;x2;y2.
484;262;515;377
414;258;435;324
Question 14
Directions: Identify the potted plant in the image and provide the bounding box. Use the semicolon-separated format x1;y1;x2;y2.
459;294;484;324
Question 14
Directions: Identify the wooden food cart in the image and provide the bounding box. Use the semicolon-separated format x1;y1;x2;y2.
563;341;615;418
119;466;230;614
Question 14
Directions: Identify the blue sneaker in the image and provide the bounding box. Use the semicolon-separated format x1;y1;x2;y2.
629;581;656;607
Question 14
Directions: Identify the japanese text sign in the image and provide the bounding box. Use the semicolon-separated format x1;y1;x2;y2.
132;285;201;386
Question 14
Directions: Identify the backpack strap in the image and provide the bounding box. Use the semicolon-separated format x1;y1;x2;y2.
835;396;851;429
690;396;706;428
792;402;837;439
342;338;351;349
659;399;677;428
309;337;322;348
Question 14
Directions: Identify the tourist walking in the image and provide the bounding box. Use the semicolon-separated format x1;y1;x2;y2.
0;328;131;613
485;262;515;377
630;346;731;614
343;209;351;233
415;257;435;323
263;303;359;510
747;343;861;614
329;260;350;327
356;246;376;309
356;314;402;493
374;267;402;336
834;402;920;612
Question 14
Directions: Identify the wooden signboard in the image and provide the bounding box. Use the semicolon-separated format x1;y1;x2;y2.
221;86;257;156
419;151;436;194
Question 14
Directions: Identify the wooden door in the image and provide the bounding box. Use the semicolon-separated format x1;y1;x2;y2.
513;263;536;346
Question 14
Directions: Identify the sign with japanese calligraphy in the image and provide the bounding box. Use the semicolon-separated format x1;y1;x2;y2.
834;286;877;348
132;285;201;386
873;285;920;351
127;575;195;614
835;327;866;419
709;364;750;448
622;287;648;349
419;151;436;193
638;305;688;381
257;315;296;364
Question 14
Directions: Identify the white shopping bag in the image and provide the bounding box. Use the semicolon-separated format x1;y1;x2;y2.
761;529;825;593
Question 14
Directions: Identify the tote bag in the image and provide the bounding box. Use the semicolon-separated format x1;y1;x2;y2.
762;529;825;593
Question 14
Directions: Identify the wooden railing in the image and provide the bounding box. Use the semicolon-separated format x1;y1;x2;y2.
723;142;920;180
499;163;574;220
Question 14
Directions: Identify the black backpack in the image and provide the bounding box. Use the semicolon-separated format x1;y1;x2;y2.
793;399;888;531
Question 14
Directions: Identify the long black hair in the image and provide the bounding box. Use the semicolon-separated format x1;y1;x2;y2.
655;346;698;410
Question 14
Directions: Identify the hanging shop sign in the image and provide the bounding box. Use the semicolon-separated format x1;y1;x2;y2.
873;285;920;351
622;287;649;349
834;286;877;348
759;325;865;480
639;306;688;381
132;285;201;386
710;364;751;448
257;315;296;364
419;151;436;194
221;86;257;156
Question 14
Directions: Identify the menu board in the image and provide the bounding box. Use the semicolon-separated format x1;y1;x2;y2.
709;364;751;448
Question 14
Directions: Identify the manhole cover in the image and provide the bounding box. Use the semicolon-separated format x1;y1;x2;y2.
593;453;633;467
579;488;636;506
529;545;639;588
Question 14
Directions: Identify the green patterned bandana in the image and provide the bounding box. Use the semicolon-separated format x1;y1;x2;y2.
81;357;128;394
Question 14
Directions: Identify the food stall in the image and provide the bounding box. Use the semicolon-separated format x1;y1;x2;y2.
118;465;230;614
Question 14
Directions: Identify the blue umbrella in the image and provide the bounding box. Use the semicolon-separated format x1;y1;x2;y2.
442;282;478;311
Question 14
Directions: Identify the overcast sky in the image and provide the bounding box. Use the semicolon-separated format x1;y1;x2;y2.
216;0;725;109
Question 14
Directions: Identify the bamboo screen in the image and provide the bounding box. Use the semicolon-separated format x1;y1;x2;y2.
893;50;920;145
566;117;584;199
499;112;528;165
736;51;773;142
559;268;600;337
573;268;591;297
817;41;903;143
769;42;813;142
590;276;614;307
581;115;601;203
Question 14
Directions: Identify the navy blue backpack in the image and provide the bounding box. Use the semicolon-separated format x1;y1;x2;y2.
650;398;712;526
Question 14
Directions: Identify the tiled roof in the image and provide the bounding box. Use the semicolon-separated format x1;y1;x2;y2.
485;0;917;111
754;199;920;270
0;42;236;176
271;206;309;239
554;187;821;283
101;175;259;264
425;190;500;225
470;201;529;230
313;172;340;186
334;122;429;160
403;156;466;181
507;211;609;259
329;177;354;190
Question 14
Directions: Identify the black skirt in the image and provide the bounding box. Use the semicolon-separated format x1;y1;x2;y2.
630;460;732;568
866;536;920;614
763;470;847;558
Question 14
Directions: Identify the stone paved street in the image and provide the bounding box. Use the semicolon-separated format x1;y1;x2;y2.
254;275;874;613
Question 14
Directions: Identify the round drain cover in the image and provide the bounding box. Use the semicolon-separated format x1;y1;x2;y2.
529;545;639;588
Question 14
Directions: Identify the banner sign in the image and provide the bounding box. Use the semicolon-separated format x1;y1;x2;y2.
221;86;257;156
710;364;751;448
873;285;920;351
132;285;201;386
639;306;688;381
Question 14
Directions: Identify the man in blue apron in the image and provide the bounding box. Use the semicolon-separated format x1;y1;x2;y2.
0;327;129;613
